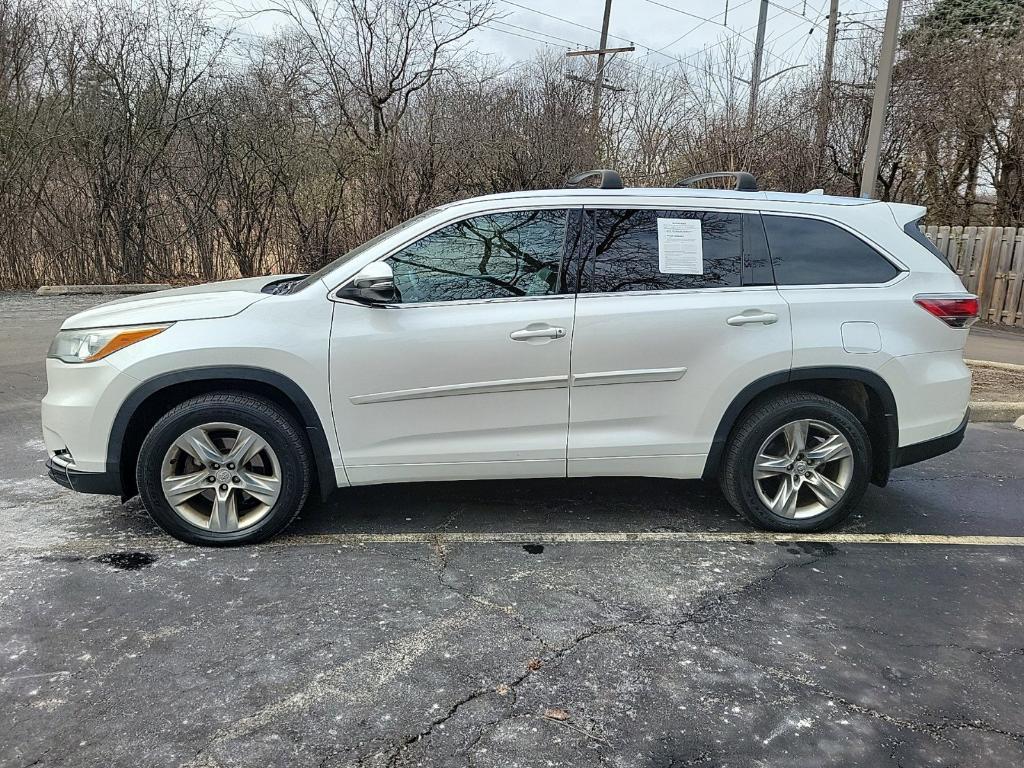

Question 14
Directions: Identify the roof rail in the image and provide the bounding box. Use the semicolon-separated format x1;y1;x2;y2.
675;171;759;192
567;169;624;190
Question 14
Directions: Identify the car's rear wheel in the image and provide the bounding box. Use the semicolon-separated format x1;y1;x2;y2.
719;392;871;531
136;393;311;545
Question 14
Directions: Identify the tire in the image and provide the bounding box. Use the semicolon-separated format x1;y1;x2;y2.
719;391;872;532
136;392;312;546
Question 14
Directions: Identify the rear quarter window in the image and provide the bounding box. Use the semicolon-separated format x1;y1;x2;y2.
903;219;955;272
763;215;901;285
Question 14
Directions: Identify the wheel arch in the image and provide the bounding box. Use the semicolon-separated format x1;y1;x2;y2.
108;366;336;501
702;366;898;486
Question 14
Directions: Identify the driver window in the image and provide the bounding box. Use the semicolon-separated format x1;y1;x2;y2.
386;209;568;304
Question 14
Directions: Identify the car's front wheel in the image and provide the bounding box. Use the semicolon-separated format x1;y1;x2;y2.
136;393;311;545
719;392;872;531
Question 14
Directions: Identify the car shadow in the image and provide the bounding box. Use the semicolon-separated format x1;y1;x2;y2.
290;476;751;536
97;470;978;541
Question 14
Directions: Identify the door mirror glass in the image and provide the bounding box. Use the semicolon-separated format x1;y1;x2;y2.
341;261;396;304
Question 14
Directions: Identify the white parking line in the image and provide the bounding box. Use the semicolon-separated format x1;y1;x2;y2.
272;531;1024;547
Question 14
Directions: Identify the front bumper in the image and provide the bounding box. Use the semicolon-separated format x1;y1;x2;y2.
892;409;970;469
42;357;138;475
46;456;122;495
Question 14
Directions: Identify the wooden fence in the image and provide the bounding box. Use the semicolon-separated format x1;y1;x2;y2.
922;225;1024;328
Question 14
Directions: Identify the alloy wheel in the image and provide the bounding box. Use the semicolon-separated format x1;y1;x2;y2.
752;418;855;520
160;422;282;533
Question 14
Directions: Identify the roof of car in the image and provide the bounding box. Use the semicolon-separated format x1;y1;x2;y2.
446;187;876;208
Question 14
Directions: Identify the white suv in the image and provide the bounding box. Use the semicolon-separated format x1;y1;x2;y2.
42;172;976;545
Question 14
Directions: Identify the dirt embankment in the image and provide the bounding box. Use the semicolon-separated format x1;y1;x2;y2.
968;362;1024;402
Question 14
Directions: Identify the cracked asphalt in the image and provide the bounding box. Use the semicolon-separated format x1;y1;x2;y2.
2;293;1024;767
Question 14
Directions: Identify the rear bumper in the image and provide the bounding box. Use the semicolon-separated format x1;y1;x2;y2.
892;409;969;470
46;457;122;496
878;351;972;448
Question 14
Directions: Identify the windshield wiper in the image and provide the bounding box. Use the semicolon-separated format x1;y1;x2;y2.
262;276;308;295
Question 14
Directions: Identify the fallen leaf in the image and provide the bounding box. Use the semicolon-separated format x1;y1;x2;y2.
544;707;570;721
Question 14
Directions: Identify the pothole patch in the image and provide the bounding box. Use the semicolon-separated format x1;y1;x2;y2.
91;552;158;570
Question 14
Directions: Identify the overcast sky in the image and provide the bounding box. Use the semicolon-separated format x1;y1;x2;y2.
213;0;895;80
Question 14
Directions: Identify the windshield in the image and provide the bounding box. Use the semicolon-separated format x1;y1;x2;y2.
291;208;441;293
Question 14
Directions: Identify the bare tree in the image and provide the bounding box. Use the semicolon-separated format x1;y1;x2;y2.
264;0;492;147
1;0;1022;289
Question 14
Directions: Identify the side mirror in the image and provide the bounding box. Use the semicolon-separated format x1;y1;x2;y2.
339;261;396;304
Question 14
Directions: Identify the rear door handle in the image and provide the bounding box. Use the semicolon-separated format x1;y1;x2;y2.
510;326;566;341
727;311;779;326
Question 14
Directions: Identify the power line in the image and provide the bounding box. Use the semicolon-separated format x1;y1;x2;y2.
485;1;677;79
649;6;786;73
764;0;829;60
747;3;828;65
639;0;725;25
493;0;697;77
798;0;832;55
666;6;818;75
640;0;759;62
496;0;635;46
224;0;826;98
495;0;736;74
487;18;585;48
644;0;746;58
642;0;815;72
767;0;827;29
484;22;572;49
475;4;721;84
475;13;681;84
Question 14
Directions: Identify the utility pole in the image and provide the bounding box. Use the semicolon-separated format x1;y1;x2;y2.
813;0;840;180
747;0;769;130
860;0;902;198
591;0;614;139
564;0;633;163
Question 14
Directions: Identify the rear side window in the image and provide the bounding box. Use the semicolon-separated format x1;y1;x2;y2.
580;209;744;292
904;219;955;271
763;215;900;285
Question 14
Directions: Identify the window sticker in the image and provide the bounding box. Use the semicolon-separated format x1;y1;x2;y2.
657;218;703;275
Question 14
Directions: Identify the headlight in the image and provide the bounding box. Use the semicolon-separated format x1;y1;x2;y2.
47;324;170;364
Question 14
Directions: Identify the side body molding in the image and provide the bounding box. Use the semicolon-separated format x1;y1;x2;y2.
350;375;569;405
107;366;337;500
702;366;899;484
571;367;687;387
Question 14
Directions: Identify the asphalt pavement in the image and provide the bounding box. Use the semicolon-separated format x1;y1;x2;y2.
2;293;1024;768
965;322;1024;366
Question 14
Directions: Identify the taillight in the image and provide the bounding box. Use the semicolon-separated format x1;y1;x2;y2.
914;294;979;328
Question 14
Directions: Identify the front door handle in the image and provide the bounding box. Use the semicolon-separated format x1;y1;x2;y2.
510;326;566;341
727;311;779;326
